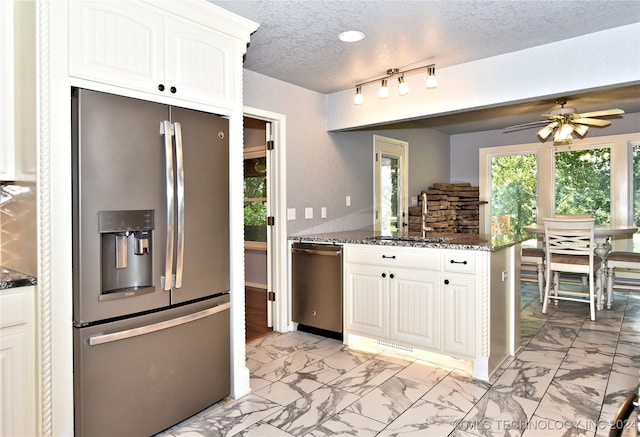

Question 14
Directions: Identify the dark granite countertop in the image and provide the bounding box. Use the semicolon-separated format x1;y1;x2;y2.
1;267;37;290
289;230;523;251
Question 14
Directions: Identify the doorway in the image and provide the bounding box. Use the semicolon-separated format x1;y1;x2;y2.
242;108;288;341
373;135;408;233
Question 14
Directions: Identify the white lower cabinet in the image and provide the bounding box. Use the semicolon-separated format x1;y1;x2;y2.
344;245;478;359
0;286;36;437
441;274;475;357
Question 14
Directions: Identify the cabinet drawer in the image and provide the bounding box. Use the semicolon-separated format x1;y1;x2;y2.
0;289;27;328
443;251;476;274
346;245;441;271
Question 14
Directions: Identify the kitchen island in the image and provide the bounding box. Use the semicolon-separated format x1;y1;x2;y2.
290;231;523;381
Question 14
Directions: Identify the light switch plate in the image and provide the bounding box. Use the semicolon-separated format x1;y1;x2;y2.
321;207;327;218
305;207;313;219
287;208;296;220
346;195;351;206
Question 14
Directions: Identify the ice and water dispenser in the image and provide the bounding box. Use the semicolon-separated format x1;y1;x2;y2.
98;210;154;299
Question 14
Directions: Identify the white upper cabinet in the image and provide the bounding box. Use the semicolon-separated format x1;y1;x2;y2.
69;1;239;107
1;0;36;182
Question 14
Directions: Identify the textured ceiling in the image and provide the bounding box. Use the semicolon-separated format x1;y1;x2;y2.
209;0;640;133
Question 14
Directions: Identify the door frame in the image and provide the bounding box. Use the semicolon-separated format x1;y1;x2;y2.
243;106;287;333
373;135;409;232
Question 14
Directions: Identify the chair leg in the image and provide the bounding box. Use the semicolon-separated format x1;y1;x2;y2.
542;267;552;314
589;269;597;321
536;261;544;303
553;272;560;304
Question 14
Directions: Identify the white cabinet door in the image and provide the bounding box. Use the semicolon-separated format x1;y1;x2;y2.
0;0;15;181
69;1;236;107
389;268;441;350
166;19;234;106
442;274;475;358
69;1;166;94
0;287;35;437
345;263;388;339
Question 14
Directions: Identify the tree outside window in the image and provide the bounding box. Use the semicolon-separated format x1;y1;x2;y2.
490;153;538;237
555;148;610;224
244;156;267;242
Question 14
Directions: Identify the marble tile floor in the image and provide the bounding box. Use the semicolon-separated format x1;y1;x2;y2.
156;283;639;437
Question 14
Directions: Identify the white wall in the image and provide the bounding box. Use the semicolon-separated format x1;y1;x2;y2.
244;70;452;234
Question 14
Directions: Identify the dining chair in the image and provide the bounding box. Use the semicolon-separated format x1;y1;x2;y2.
605;251;640;309
521;244;544;302
542;217;602;321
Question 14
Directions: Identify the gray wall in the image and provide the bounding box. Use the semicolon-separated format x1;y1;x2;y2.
244;70;451;235
450;113;640;185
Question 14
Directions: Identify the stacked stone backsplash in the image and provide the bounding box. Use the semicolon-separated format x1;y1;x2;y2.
408;182;486;234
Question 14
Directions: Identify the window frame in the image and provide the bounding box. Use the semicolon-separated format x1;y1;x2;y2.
479;133;638;251
243;145;267;249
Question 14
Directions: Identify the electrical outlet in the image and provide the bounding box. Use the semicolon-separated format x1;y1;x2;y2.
305;207;313;219
411;196;418;206
346;195;351;206
501;271;508;281
321;207;327;218
287;208;296;220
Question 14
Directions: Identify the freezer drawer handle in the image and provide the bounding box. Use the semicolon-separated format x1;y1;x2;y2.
291;247;341;256
88;302;230;346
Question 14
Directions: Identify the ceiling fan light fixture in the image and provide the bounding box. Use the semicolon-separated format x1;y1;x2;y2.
553;122;574;144
573;123;589;137
537;122;557;141
354;85;363;105
379;79;389;98
398;75;409;96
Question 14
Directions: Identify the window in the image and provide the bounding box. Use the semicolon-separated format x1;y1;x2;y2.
374;135;408;233
481;134;637;241
490;153;538;237
554;147;611;224
244;153;267;242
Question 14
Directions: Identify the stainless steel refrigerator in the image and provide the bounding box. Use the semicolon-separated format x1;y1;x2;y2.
72;88;231;437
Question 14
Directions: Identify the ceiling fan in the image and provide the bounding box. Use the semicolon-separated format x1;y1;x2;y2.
504;98;624;145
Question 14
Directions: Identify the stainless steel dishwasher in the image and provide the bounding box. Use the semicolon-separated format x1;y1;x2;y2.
291;242;343;335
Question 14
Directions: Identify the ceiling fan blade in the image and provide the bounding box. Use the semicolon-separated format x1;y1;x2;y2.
504;120;549;131
575;108;624;118
573;118;611;127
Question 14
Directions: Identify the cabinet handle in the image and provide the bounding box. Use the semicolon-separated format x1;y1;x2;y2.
382;255;396;259
389;273;395;279
450;260;468;265
381;273;386;278
158;84;165;91
170;86;177;94
444;279;450;285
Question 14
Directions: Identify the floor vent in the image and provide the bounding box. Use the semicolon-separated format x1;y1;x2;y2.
376;339;414;353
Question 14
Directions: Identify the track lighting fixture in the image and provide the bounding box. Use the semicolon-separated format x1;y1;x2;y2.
352;63;437;105
426;65;438;88
378;79;389;98
354;85;363;105
397;75;409;96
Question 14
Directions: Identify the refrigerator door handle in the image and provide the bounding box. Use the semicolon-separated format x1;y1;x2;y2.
88;302;231;346
174;121;185;289
161;121;175;291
